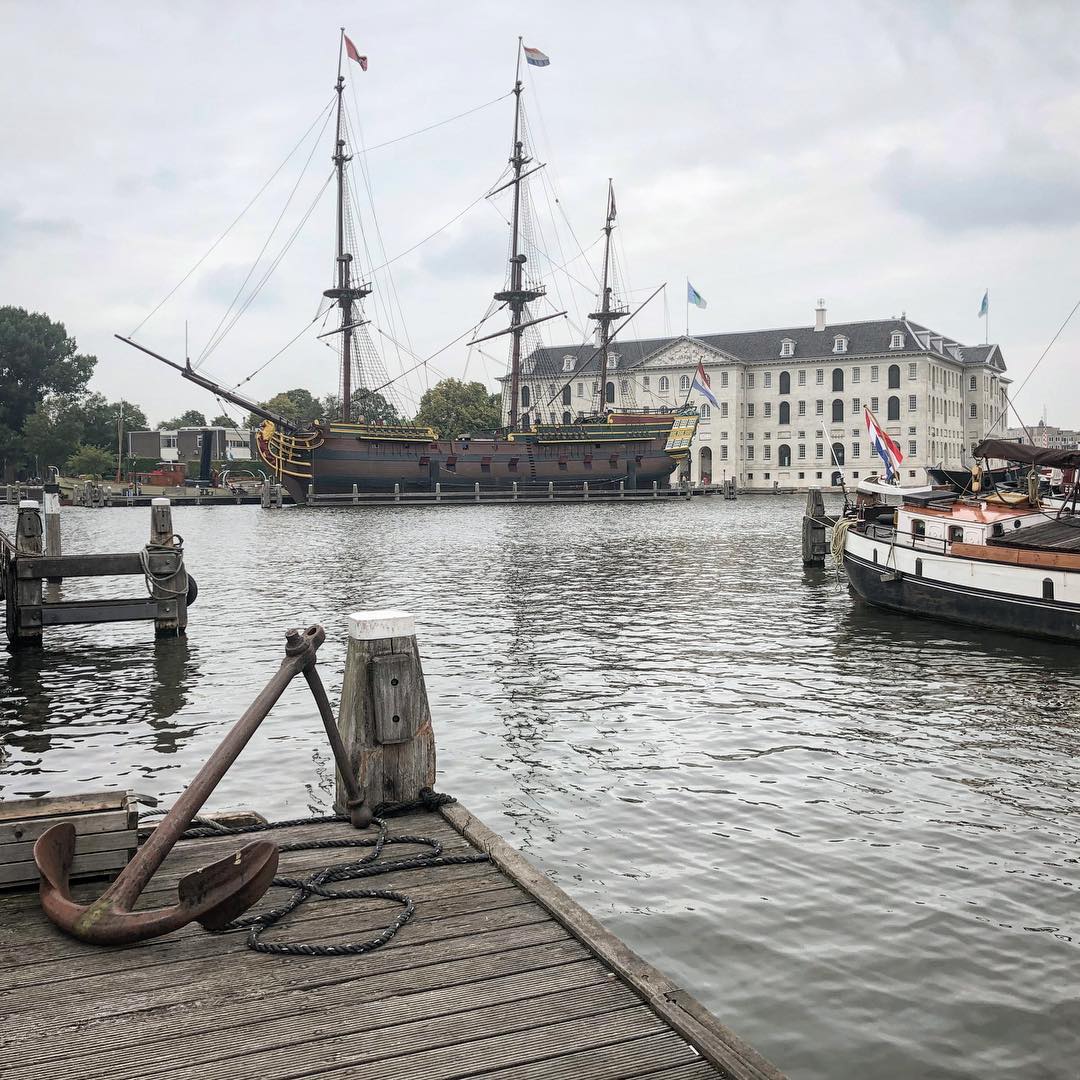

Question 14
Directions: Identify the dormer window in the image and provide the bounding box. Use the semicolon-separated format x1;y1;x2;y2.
523;358;535;374
833;335;848;354
780;339;795;358
562;355;575;372
890;331;904;349
609;355;619;370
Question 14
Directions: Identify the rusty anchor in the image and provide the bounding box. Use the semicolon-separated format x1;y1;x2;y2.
33;624;372;945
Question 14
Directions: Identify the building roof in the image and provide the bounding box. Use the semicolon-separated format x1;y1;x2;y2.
514;316;1006;382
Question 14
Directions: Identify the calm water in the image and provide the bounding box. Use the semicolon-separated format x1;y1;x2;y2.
1;496;1077;1079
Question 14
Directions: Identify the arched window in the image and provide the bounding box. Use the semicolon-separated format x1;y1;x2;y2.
832;399;844;423
659;376;670;392
779;371;791;395
679;374;691;391
778;443;791;466
561;385;571;405
779;401;790;425
605;381;615;404
832;368;844;391
562;411;572;424
520;413;529;427
888;364;900;388
887;395;900;421
700;404;711;418
699;445;713;484
520;385;531;407
832;442;845;465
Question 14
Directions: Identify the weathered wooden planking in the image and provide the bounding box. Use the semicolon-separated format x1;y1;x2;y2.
442;802;784;1080
0;808;133;845
15;551;179;579
0;827;138;866
0;790;131;822
38;597;166;625
0;849;132;888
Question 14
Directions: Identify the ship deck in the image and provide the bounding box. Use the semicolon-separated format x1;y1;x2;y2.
989;516;1080;553
0;807;783;1080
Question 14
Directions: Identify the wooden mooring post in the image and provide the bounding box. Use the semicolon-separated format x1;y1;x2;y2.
334;609;436;812
42;481;62;584
149;498;189;636
802;487;829;566
13;500;44;647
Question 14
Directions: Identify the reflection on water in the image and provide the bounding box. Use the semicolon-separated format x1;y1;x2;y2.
1;497;1078;1080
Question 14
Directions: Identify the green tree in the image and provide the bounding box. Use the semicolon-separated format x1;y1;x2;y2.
157;409;208;430
245;388;323;428
321;389;401;425
414;379;502;438
21;395;87;474
211;414;237;428
79;395;149;447
0;307;97;477
66;443;115;478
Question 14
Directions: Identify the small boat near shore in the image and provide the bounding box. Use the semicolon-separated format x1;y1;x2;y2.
839;440;1080;642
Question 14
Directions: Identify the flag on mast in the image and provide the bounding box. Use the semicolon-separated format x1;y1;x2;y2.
687;281;707;309
523;46;550;67
344;34;368;70
978;289;988;318
864;405;903;481
690;362;718;406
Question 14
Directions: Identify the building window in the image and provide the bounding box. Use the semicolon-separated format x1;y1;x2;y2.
764;445;771;460
778;444;791;466
562;356;575;372
764;402;772;417
592;381;599;394
521;386;531;407
831;368;844;391
832;399;844;423
908;362;917;380
576;382;584;398
721;402;729;418
970;403;978;418
659;376;669;392
908;394;917;411
747;403;755;418
721;371;729;388
908;426;917;435
520;413;529;427
720;445;728;460
679;375;691;391
871;365;879;383
798;400;806;416
746;446;754;460
815;443;824;459
605;382;615;404
871;396;879;412
764;372;772;387
620;379;629;395
779;371;790;394
969;375;977;391
700;404;711;418
833;336;847;354
852;443;860;457
610;356;619;370
798;444;806;459
562;411;572;424
852;367;861;384
816;369;824;385
780;340;795;357
798;370;806;386
815;400;824;416
642;376;650;389
852;397;861;411
890;331;904;349
888;396;900;421
779;401;791;425
562;385;572;405
888;364;900;388
908;440;917;456
747;372;756;388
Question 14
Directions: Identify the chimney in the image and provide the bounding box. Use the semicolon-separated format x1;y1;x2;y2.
814;298;826;332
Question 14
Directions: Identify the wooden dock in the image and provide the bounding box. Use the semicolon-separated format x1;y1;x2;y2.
0;806;783;1080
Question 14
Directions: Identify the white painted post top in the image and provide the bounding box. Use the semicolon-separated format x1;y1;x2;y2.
152;497;171;506
348;609;415;640
18;500;41;510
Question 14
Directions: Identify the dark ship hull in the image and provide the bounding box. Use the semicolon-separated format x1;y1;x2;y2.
259;411;699;504
926;464;1021;493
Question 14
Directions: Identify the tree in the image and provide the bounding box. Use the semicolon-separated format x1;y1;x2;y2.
211;414;237;428
157;409;208;430
413;379;502;438
245;388;323;428
21;396;87;474
321;389;401;425
66;443;115;478
0;307;97;478
79;395;149;447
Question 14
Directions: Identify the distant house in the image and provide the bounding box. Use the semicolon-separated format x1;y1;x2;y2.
127;426;258;463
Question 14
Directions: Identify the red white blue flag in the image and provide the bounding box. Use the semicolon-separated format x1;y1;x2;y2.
523;46;550;67
690;362;718;407
344;34;368;71
865;405;903;480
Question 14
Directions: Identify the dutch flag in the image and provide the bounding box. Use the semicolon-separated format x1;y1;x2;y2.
864;405;904;481
690;362;718;407
523;46;550;67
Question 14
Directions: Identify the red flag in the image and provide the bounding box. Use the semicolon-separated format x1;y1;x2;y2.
344;34;367;71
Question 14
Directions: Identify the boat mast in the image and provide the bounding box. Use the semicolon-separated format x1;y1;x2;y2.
495;38;545;429
589;180;626;414
324;29;371;423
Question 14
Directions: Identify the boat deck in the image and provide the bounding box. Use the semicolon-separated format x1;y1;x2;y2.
989;517;1080;552
0;807;781;1080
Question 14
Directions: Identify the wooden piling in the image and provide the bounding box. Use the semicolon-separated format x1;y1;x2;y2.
148;498;189;636
14;501;43;647
802;488;828;566
42;482;62;584
334;609;436;812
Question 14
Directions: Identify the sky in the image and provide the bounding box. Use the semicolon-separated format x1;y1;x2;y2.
3;1;1080;428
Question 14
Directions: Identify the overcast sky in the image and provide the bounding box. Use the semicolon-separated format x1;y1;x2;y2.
3;1;1080;427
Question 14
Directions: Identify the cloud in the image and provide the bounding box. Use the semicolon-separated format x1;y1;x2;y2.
0;203;79;249
877;144;1080;232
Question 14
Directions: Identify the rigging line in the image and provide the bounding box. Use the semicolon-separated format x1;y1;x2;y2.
357;90;513;157
196;105;336;368
202;170;335;364
231;301;336;390
534;166;585;330
129;97;336;337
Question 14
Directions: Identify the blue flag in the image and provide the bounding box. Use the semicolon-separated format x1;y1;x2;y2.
687;280;707;309
978;290;988;318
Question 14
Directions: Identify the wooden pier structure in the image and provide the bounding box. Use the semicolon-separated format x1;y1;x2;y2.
0;610;785;1080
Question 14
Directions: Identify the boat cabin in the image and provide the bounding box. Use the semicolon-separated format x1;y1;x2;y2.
897;495;1048;552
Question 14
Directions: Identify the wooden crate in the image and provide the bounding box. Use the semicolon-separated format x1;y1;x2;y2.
0;791;138;890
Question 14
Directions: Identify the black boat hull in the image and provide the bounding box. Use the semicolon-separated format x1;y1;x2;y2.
926;465;1021;494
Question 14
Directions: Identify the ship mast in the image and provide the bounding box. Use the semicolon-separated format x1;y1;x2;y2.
589;180;627;415
495;38;546;429
324;29;372;423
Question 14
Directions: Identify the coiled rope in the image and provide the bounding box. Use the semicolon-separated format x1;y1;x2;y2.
830;518;853;565
141;789;489;957
139;534;188;598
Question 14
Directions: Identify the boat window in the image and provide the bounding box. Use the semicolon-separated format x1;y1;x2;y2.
915;558;923;577
948;525;964;543
872;548;878;564
1013;519;1022;529
911;519;926;539
992;523;1004;537
1043;578;1054;600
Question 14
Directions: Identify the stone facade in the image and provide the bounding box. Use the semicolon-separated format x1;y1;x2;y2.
502;304;1010;490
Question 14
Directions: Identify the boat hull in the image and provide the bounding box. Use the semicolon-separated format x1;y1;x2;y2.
842;542;1080;643
926;465;1021;493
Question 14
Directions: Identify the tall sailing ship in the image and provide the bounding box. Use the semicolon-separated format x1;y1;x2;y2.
123;37;697;505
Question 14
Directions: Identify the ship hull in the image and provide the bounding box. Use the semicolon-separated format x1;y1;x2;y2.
276;431;685;503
